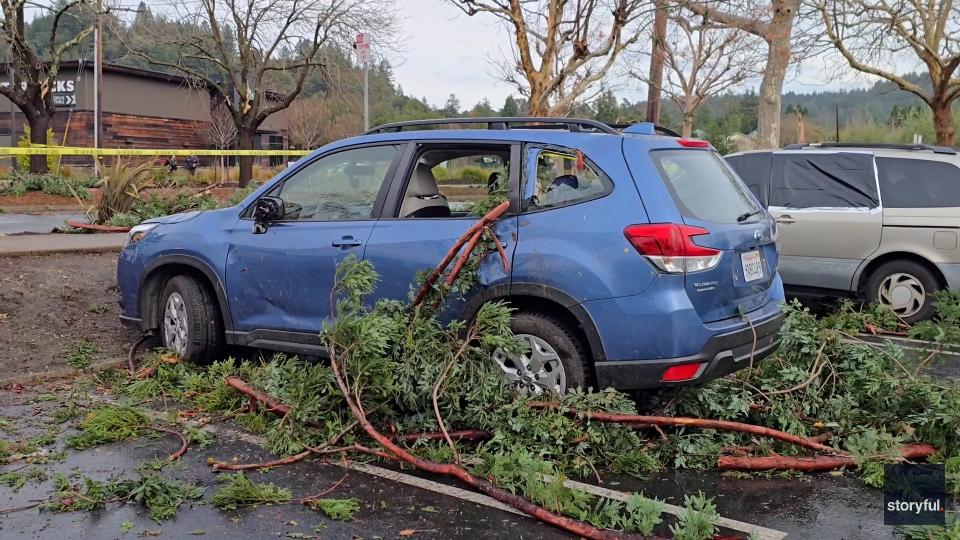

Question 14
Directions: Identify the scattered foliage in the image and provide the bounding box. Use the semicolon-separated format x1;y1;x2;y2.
210;472;292;510
66;405;148;450
305;498;361;520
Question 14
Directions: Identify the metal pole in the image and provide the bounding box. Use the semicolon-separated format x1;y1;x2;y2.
363;60;369;131
94;2;103;150
835;98;840;143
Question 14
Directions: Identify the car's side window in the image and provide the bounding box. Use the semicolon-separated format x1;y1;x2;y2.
770;152;878;209
275;145;398;221
396;145;511;218
877;157;960;208
522;147;610;211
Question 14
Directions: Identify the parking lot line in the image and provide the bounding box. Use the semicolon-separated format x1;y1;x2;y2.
99;396;788;538
554;477;788;540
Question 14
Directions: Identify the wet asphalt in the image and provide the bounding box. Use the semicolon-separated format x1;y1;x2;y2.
0;213;81;235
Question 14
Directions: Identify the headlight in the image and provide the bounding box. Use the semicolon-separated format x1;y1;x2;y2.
125;223;158;248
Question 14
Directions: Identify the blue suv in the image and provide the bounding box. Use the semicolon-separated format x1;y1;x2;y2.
117;117;785;394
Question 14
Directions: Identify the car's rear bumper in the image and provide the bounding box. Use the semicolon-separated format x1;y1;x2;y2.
593;309;785;390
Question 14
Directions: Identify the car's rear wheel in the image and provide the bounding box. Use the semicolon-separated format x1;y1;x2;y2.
864;260;940;324
160;275;224;363
491;312;590;396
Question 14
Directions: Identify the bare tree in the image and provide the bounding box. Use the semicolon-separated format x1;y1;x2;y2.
287;98;327;150
0;1;94;173
449;0;648;116
120;0;394;187
680;0;802;148
816;0;960;145
634;12;759;137
205;99;238;181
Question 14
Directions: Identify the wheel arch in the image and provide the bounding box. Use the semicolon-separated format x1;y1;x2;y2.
855;251;947;294
140;255;233;332
462;283;606;367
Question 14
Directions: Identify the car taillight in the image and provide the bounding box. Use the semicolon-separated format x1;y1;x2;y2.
677;138;710;148
661;362;704;382
623;223;722;274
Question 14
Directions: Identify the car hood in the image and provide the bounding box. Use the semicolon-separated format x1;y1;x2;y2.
142;210;205;225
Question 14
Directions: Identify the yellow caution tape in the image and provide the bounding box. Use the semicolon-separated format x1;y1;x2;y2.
0;146;311;157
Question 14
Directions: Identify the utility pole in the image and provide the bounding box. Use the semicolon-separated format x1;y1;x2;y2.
645;0;667;124
9;66;16;171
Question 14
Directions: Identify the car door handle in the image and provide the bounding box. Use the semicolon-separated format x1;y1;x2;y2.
775;215;796;224
332;236;363;248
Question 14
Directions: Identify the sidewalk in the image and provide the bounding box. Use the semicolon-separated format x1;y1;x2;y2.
0;232;126;257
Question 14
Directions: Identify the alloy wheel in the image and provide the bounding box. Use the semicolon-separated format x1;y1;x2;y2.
492;334;567;396
163;291;189;357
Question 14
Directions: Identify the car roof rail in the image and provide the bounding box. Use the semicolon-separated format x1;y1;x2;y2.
362;117;620;135
607;122;681;137
783;142;957;155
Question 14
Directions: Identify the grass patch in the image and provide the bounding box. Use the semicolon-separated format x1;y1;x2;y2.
66;339;99;370
47;472;203;522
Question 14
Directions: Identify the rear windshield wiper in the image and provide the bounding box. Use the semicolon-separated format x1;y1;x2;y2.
736;209;763;223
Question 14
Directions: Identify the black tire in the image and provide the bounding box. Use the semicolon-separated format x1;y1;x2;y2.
508;312;591;392
864;260;940;324
159;275;224;364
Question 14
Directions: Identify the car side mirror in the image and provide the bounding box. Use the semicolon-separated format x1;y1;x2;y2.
252;196;285;234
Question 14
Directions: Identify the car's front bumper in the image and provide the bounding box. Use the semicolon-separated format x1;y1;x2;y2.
593;310;785;390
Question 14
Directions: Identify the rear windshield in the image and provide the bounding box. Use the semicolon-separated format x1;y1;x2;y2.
652;149;761;224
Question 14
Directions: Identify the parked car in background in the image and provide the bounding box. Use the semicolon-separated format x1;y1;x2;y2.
726;143;960;322
117;117;784;394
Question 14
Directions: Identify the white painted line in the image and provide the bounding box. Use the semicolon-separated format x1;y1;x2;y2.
555;477;788;540
93;396;787;538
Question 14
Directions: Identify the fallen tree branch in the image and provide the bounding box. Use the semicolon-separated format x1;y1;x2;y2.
327;347;650;540
137;425;189;461
210;450;312;471
529;402;844;455
412;200;510;307
718;443;936;471
224;376;294;417
392;429;492;443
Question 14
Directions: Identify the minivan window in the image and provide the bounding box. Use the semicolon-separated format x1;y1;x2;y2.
725;152;772;205
877;157;960;208
771;153;878;209
652;149;761;224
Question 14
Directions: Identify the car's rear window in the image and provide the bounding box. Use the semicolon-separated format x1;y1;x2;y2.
652;149;761;223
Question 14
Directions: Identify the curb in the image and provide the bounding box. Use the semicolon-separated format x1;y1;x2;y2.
0;358;126;389
0;244;123;257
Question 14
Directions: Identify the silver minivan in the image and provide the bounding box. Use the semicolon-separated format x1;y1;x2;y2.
726;143;960;322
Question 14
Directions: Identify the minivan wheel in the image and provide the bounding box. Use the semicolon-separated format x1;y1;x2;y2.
491;312;589;396
864;260;939;323
159;275;224;363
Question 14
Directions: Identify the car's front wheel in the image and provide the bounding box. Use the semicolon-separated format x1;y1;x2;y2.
160;275;224;363
864;260;940;324
491;312;590;396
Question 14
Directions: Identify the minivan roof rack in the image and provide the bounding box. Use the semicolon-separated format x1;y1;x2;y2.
783;142;957;155
363;117;620;135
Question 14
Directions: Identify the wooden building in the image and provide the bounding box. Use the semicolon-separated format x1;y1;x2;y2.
0;62;289;165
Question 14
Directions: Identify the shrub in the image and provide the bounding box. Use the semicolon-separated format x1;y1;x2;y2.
89;158;157;224
0;172;91;199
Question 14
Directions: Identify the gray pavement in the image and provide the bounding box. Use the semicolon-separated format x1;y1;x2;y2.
0;232;125;257
0;213;82;235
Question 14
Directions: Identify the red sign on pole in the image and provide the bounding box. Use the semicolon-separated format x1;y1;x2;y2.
355;33;370;63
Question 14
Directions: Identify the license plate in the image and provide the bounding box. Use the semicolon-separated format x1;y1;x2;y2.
740;250;764;282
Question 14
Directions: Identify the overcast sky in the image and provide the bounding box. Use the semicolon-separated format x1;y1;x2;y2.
390;1;887;110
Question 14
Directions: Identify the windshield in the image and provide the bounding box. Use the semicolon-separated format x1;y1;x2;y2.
652;149;762;224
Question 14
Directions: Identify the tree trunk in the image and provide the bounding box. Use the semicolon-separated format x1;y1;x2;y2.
28;113;51;174
932;100;955;146
756;0;798;149
681;114;694;137
238;127;255;188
